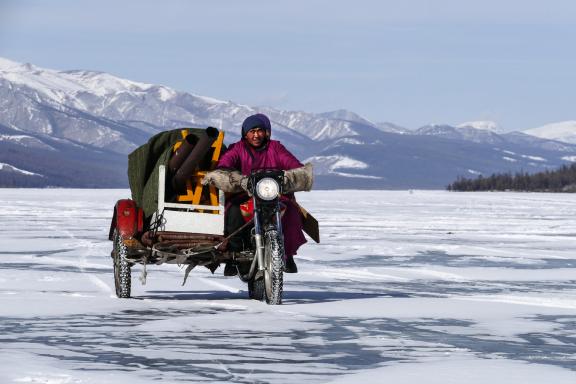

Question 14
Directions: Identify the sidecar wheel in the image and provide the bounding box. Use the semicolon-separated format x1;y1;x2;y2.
263;229;284;305
112;230;132;298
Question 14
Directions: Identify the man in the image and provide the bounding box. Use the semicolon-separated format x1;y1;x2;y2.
216;113;307;273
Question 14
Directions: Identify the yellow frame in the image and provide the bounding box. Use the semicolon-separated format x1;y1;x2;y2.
172;129;225;207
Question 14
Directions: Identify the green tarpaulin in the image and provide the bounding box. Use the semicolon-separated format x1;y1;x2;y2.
127;128;209;218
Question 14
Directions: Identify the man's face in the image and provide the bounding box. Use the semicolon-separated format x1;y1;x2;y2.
245;127;266;148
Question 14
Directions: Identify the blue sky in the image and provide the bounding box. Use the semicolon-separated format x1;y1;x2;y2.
1;0;575;131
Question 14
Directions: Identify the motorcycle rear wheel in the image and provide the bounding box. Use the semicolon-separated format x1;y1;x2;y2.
112;230;132;298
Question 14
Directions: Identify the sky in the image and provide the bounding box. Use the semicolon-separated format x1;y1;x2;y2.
0;0;575;132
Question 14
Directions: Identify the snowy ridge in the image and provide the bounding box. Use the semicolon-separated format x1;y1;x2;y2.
0;162;43;177
304;155;382;179
524;121;576;144
304;155;368;172
0;134;55;150
495;149;548;163
262;108;359;141
417;123;506;145
0;56;390;162
1;57;165;100
457;120;502;133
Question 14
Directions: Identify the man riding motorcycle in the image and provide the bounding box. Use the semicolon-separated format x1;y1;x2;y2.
214;113;307;273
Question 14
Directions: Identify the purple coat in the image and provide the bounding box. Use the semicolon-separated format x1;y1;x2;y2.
218;139;307;258
218;139;303;174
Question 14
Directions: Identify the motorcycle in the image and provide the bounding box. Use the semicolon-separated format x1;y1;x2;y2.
109;127;317;305
239;169;287;304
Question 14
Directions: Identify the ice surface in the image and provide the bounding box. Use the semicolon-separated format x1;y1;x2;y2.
1;189;575;383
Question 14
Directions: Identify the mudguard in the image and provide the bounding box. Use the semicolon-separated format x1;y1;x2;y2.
108;199;144;240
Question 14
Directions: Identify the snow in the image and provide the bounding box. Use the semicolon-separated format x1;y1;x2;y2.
457;121;502;133
311;122;357;141
0;58;132;101
524;121;576;144
305;155;368;171
304;155;382;179
336;138;364;145
155;86;176;102
0;57;26;71
520;154;546;162
193;94;229;105
329;156;368;169
1;56;219;106
0;134;56;150
0;163;43;176
332;172;382;179
0;134;33;142
327;358;576;384
1;189;576;383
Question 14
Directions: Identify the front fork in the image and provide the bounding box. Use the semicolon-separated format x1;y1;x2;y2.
253;198;283;271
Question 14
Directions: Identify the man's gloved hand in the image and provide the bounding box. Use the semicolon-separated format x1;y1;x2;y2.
202;169;246;193
239;176;252;196
283;163;314;193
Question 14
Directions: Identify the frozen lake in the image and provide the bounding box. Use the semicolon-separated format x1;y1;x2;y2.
1;189;575;383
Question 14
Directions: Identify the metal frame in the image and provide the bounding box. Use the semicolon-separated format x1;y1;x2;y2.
156;165;225;235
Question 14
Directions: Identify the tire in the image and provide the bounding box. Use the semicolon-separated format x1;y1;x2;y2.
248;277;264;301
263;229;284;305
112;230;132;298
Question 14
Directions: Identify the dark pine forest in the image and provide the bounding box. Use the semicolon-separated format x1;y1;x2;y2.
447;163;576;192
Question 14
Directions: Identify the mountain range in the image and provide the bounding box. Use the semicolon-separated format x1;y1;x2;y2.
1;57;576;189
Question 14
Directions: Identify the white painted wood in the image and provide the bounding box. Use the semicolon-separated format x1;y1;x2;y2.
156;165;225;235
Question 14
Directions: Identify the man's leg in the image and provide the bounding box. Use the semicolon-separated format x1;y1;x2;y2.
225;203;247;251
281;200;307;273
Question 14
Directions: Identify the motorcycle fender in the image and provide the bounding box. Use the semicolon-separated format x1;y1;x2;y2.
109;199;143;240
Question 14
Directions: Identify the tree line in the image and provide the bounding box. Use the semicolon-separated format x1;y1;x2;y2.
447;163;576;192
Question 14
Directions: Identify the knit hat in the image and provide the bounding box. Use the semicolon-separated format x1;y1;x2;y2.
241;113;271;137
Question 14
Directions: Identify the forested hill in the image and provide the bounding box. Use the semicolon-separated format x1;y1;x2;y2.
447;163;576;192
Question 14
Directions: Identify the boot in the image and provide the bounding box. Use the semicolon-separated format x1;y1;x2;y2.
224;262;238;276
284;257;298;273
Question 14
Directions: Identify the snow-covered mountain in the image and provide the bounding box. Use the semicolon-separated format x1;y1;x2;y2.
523;121;576;144
319;109;410;134
457;120;502;133
0;57;383;153
416;124;506;145
2;57;576;189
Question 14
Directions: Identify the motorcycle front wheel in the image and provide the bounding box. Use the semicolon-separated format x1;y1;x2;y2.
264;229;285;304
248;229;285;304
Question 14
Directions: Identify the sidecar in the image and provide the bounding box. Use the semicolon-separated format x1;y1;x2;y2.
108;127;254;299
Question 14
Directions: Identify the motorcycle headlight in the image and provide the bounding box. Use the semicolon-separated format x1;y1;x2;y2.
256;178;280;200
